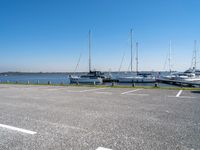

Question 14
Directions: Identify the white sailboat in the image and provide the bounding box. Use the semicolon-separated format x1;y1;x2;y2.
69;30;103;84
161;41;177;80
162;40;200;82
117;29;156;83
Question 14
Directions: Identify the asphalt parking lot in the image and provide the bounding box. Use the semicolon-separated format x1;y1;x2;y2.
0;84;200;150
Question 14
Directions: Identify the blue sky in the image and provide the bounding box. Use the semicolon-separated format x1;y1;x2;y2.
0;0;200;72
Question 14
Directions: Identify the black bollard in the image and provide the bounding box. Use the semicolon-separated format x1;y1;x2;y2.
155;83;158;87
111;82;115;87
132;83;135;87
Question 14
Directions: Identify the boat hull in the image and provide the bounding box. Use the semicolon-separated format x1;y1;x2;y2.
69;77;103;84
118;77;156;83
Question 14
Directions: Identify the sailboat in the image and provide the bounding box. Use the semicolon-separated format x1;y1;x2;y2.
160;41;177;80
173;40;200;82
162;40;200;82
117;29;156;83
69;30;103;84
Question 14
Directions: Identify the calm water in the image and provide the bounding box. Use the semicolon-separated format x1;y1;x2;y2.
0;72;177;87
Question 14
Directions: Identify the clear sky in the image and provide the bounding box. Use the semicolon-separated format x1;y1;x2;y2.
0;0;200;72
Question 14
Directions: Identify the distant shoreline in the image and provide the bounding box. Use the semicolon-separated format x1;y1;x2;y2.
0;71;169;75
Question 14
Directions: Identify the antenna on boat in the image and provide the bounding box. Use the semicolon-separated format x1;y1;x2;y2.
136;42;139;75
89;30;91;72
130;29;133;72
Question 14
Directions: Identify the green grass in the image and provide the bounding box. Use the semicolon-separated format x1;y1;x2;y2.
0;82;200;91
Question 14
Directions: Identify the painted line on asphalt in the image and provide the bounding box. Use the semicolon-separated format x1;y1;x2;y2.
121;89;142;95
79;88;108;93
96;147;112;150
176;90;183;97
0;124;37;135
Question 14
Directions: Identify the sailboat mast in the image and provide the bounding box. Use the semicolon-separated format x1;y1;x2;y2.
136;42;139;75
194;40;197;70
130;29;133;72
89;30;91;72
169;40;172;73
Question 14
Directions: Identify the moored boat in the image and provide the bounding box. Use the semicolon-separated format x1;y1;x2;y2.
69;30;106;84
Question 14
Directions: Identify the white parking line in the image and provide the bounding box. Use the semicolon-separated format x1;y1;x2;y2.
176;90;183;97
121;89;142;95
79;88;107;93
0;124;37;135
96;147;112;150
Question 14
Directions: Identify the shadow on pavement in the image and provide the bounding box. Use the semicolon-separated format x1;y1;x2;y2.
191;91;200;94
